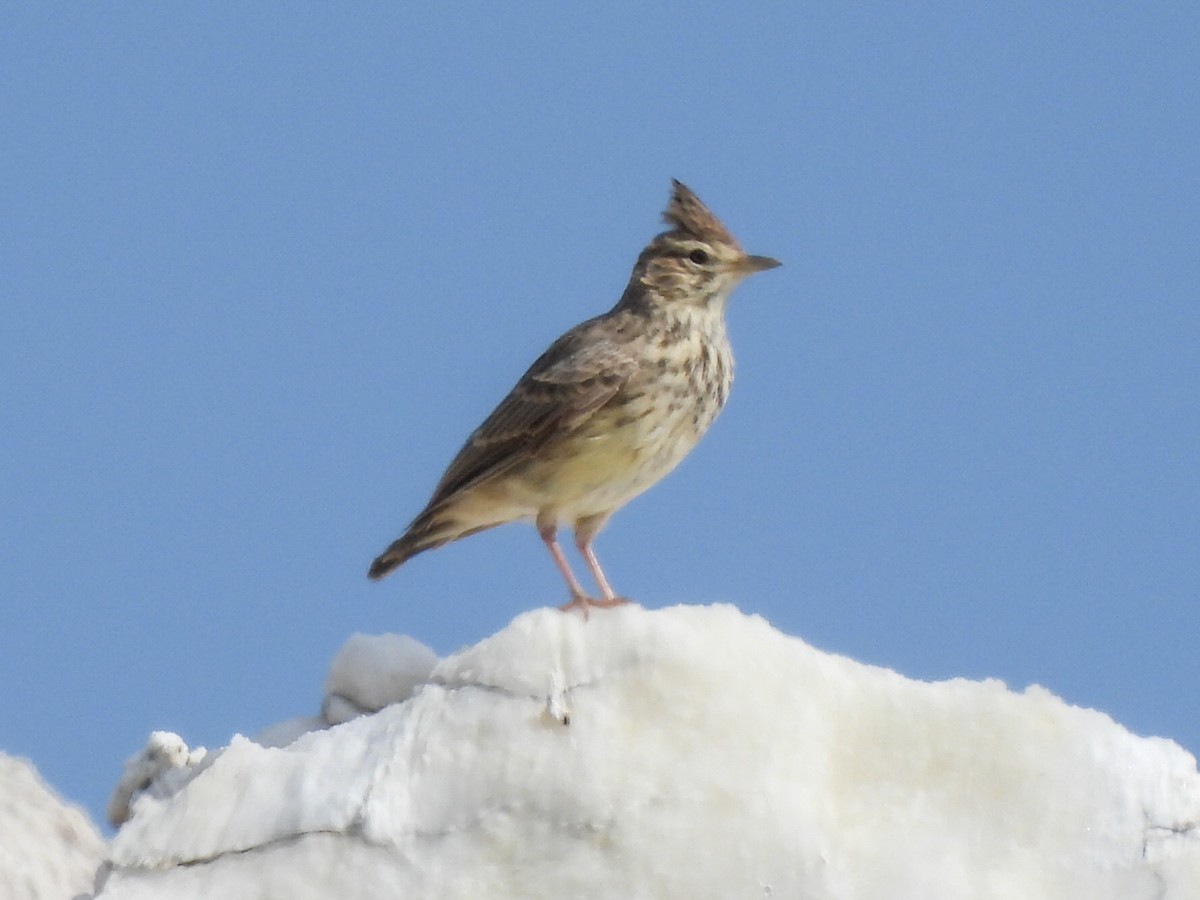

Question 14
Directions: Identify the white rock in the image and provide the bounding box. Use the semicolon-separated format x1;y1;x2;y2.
0;752;105;900
97;604;1200;899
321;632;439;723
106;731;207;827
252;716;328;749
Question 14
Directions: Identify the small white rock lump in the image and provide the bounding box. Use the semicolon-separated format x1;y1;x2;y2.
95;604;1199;900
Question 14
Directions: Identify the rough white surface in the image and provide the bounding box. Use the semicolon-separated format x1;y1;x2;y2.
320;632;439;724
0;752;105;900
107;731;208;826
97;604;1200;899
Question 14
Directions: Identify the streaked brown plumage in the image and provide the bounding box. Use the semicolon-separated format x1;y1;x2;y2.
369;180;779;613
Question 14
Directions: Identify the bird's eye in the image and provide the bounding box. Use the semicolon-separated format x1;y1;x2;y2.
688;249;710;265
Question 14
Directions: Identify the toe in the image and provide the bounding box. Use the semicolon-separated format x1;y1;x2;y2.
591;596;633;609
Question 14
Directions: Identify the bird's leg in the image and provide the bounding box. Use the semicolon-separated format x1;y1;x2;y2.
575;515;631;609
578;541;630;609
537;519;595;616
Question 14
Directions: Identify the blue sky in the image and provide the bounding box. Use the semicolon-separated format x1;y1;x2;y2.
3;4;1197;827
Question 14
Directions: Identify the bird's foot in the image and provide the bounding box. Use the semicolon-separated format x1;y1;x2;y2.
558;593;596;618
591;596;631;609
558;594;632;619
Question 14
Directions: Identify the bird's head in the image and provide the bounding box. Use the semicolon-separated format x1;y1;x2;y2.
625;179;780;311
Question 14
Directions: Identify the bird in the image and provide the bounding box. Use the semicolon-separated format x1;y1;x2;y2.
369;179;779;614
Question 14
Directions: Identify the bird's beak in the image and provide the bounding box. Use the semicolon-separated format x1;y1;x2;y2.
734;254;782;275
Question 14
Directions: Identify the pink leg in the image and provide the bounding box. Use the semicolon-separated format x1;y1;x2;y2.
537;521;595;616
575;515;630;609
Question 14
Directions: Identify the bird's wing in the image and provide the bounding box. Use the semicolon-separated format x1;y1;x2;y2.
426;322;640;504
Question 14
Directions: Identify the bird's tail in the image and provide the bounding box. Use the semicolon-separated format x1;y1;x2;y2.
367;533;428;580
367;506;496;580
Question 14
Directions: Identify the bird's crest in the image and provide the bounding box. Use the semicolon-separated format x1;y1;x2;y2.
661;179;741;249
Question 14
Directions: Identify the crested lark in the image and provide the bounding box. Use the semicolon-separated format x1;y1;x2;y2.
369;180;779;614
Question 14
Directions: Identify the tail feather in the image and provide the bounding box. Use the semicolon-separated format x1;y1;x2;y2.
367;507;501;580
367;535;423;580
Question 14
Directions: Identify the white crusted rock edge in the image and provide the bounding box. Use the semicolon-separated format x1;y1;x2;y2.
97;604;1200;899
0;753;106;900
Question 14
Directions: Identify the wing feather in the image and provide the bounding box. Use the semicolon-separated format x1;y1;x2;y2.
425;319;640;505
